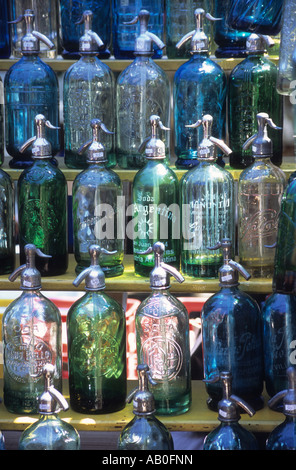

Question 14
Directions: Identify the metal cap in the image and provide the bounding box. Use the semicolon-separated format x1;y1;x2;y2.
268;367;296;417
19;114;60;159
246;33;275;54
243;112;281;157
125;9;165;56
127;365;157;415
138;115;169;159
9;244;51;290
76;10;104;54
73;245;116;291
78;119;113;163
38;364;69;415
10;9;54;54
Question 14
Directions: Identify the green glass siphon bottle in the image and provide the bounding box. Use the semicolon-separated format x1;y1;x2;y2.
67;245;127;414
133;115;179;277
17;114;68;277
0;166;15;274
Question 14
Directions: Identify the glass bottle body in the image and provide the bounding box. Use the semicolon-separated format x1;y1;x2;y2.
18;159;68;276
173;54;227;169
18;414;80;450
67;291;126;414
203;422;259;450
0;0;10;59
63;55;116;169
227;0;283;36
59;0;111;59
116;56;170;169
202;286;264;411
4;55;59;169
238;158;286;278
118;415;174;450
228;55;283;169
2;290;62;414
112;0;164;59
181;162;234;278
0;169;15;274
72;164;124;277
277;0;296;95
266;417;296;450
135;290;191;415
133;159;180;276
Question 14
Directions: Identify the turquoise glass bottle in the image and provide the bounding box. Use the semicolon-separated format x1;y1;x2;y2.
18;365;80;450
181;115;234;278
202;239;264;411
238;113;286;279
0;0;10;59
133;115;179;277
72;119;124;277
173;8;227;169
116;9;170;169
227;0;283;36
2;244;62;414
4;9;59;169
135;242;191;416
118;365;174;450
228;33;283;169
277;0;296;95
203;372;259;450
0;166;15;274
67;245;127;414
63;10;116;170
17;114;68;276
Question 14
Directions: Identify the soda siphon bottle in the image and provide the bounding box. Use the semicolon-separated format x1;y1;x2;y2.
4;9;59;169
118;365;174;450
112;0;164;59
2;244;62;414
63;10;116;170
135;242;191;416
18;114;68;276
18;364;80;450
203;372;259;450
72;119;124;277
0;0;10;59
202;239;264;411
0;166;15;275
238;113;286;279
227;0;284;36
181;115;234;278
59;0;111;59
133;115;179;277
173;8;227;169
228;33;283;169
277;0;296;95
116;9;170;170
67;245;127;414
266;367;296;450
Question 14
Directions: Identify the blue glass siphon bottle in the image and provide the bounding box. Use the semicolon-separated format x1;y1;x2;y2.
63;10;116;170
118;365;174;450
116;9;170;170
203;372;259;450
135;242;191;416
180;115;234;278
4;9;59;169
18;364;80;450
202;239;264;411
2;244;62;414
173;8;227;169
133;115;179;276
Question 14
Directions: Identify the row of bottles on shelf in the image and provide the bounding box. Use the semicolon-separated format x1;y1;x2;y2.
1;239;296;450
0;7;286;171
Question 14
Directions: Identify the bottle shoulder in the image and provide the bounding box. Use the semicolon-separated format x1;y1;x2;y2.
67;291;124;320
136;291;188;318
134;161;178;185
19;161;67;185
175;56;226;81
230;55;277;81
239;160;286;184
182;162;234;184
117;57;169;85
3;291;61;323
5;56;57;85
202;287;260;316
64;56;114;83
73;166;122;189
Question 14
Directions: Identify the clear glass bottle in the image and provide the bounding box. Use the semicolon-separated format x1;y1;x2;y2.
203;372;259;450
181;115;234;278
0;167;15;275
0;0;10;58
10;0;58;58
133;115;179;277
118;365;174;450
19;364;80;450
227;0;284;36
228;34;283;169
63;10;116;170
59;0;111;59
72;119;124;277
135;242;191;416
4;9;59;169
202;239;264;411
112;0;164;59
267;367;296;450
116;9;170;170
17;114;68;277
173;8;227;169
277;0;296;95
67;245;127;414
2;244;62;414
238;113;286;279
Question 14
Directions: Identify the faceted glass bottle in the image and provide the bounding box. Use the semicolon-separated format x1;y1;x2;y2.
0;168;15;274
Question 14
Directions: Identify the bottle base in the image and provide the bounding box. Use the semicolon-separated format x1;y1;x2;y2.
9;157;58;169
117;153;146;170
215;47;248;59
62;49;111;60
182;262;219;279
206;393;264;412
75;262;124;278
